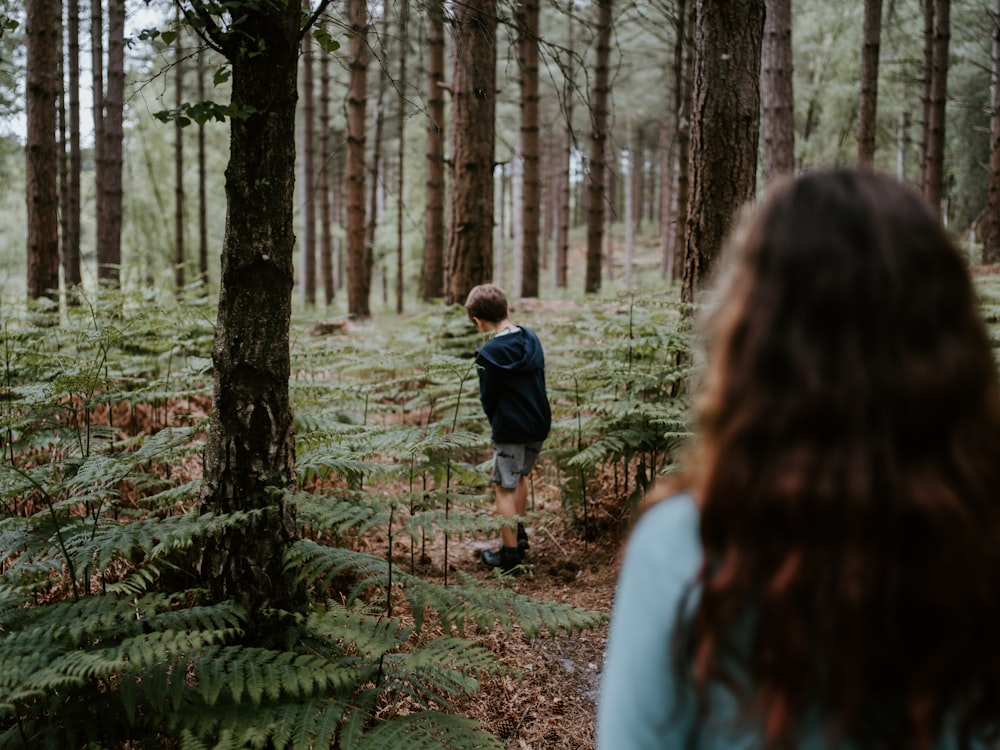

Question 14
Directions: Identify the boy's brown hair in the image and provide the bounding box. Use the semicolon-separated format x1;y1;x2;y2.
464;284;508;323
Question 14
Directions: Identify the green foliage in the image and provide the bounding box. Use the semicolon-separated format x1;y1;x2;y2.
6;290;672;748
9;279;997;746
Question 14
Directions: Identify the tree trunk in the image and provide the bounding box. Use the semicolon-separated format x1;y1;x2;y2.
65;0;82;291
856;0;882;168
300;0;317;306
762;0;794;180
584;0;612;295
496;164;507;288
26;0;60;302
444;0;496;305
920;0;934;190
517;0;541;298
421;0;446;301
319;39;334;304
194;0;307;640
897;110;910;181
345;0;370;316
97;0;123;284
174;19;185;295
681;0;764;304
91;0;107;281
985;0;1000;264
395;0;408;314
555;6;573;289
671;0;694;284
197;45;209;288
658;121;675;279
625;121;634;286
366;43;387;308
923;0;950;214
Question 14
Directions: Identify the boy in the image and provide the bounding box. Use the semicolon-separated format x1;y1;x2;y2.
465;284;552;572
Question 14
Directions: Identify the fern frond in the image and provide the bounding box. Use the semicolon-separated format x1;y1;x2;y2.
353;711;504;750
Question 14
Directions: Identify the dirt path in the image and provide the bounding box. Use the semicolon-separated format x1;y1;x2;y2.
433;478;628;750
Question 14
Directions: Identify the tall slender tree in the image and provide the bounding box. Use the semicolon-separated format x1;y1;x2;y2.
681;0;764;303
300;0;317;306
91;0;107;280
985;0;1000;264
920;0;934;189
421;0;446;301
319;38;334;304
444;0;497;304
184;0;331;638
64;0;82;291
197;44;209;287
96;0;124;284
26;0;60;302
395;0;408;314
763;0;795;179
517;0;541;298
923;0;950;213
554;2;574;289
671;0;694;283
345;0;370;316
856;0;883;168
584;0;612;294
174;17;186;295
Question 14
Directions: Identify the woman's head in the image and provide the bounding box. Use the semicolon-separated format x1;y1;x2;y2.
686;169;1000;749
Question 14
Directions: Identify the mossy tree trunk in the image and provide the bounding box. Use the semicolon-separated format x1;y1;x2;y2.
188;0;325;642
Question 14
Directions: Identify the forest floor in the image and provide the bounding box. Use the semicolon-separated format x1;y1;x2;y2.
388;466;632;750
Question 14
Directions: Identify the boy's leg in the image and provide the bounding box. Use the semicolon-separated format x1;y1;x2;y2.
495;483;519;549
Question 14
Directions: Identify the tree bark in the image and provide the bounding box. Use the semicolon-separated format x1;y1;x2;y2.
365;67;388;304
300;0;317;306
584;0;612;295
681;0;764;304
923;0;950;214
319;38;334;304
193;0;307;639
26;0;60;302
985;0;1000;264
421;0;446;301
671;0;694;284
517;0;541;298
395;0;408;314
762;0;795;180
555;6;573;289
64;0;82;291
197;44;209;288
856;0;882;168
658;121;675;279
920;0;933;190
345;0;370;316
444;0;496;305
97;0;123;284
174;19;186;295
91;0;108;281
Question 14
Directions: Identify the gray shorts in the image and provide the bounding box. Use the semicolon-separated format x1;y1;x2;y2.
492;442;543;489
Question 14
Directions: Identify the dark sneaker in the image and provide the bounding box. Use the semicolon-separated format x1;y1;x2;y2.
517;522;530;552
481;545;523;572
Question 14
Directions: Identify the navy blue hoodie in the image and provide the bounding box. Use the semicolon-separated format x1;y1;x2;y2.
475;326;552;444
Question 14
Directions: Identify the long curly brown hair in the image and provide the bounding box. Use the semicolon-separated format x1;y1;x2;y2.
684;170;1000;749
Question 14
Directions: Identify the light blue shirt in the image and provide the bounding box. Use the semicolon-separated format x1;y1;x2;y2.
597;493;985;750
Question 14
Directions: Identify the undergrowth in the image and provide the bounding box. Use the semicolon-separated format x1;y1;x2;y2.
0;286;693;748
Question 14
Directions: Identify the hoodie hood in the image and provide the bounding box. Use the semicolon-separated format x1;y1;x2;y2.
477;327;545;373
